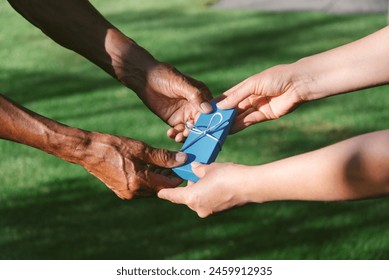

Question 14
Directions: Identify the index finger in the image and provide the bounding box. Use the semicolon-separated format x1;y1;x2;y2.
142;169;183;191
217;78;254;109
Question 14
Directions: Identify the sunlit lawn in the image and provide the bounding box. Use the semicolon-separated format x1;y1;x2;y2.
0;0;388;259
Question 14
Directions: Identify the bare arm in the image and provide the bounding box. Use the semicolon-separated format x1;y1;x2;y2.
246;130;389;202
0;94;186;199
158;130;389;217
8;0;124;77
217;26;389;133
7;0;212;140
293;26;389;101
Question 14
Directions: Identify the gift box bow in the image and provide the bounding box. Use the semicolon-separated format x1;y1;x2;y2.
183;111;229;151
173;101;236;182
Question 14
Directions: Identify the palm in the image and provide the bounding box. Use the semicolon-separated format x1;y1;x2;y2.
230;79;300;133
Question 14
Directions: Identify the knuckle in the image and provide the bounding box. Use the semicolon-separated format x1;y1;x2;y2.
116;190;134;200
160;62;175;72
127;176;142;194
156;148;171;163
138;141;149;155
197;210;211;218
157;148;176;166
140;142;158;163
252;81;261;94
187;90;201;102
196;81;211;96
186;193;198;210
130;139;149;159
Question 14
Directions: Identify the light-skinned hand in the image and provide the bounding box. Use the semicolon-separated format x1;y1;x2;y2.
158;162;253;217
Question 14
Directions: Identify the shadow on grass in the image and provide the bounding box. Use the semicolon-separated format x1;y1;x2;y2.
1;68;117;104
1;175;389;260
107;8;385;90
1;4;388;260
0;67;149;132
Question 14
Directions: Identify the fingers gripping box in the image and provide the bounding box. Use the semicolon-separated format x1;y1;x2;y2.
173;101;236;182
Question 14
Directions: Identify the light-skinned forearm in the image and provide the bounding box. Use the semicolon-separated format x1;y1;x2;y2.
243;130;389;203
292;26;389;101
157;131;389;217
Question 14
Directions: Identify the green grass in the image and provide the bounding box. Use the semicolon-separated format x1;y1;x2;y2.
1;0;389;259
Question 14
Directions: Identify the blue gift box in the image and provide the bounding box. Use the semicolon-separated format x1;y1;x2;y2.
173;101;237;182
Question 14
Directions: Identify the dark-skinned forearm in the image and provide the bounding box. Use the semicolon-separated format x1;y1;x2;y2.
1;94;186;199
0;94;88;164
7;0;157;91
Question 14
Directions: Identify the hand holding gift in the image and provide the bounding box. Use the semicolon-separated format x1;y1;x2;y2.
160;162;252;218
161;26;389;217
173;101;236;182
3;0;212;200
159;130;389;217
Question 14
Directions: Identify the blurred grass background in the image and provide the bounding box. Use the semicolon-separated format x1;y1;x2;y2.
0;0;388;259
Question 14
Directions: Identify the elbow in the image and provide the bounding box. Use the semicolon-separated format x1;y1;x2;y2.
345;130;389;196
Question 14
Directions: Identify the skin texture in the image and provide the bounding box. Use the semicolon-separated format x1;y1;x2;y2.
167;22;389;138
213;26;389;134
0;95;187;199
1;0;214;198
7;0;213;140
159;26;389;217
158;130;389;217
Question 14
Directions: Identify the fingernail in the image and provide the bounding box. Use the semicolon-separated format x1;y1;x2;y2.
216;101;225;109
200;102;213;113
175;152;187;163
191;161;201;168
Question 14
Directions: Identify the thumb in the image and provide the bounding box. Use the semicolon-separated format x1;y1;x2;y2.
191;162;207;178
176;75;213;114
142;145;187;168
158;187;187;204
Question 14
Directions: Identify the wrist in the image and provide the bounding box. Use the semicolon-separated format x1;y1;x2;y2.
291;56;340;102
240;165;284;204
45;124;91;165
282;60;318;102
105;29;159;93
235;165;263;204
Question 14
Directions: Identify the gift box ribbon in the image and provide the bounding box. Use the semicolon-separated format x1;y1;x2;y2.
183;112;229;151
